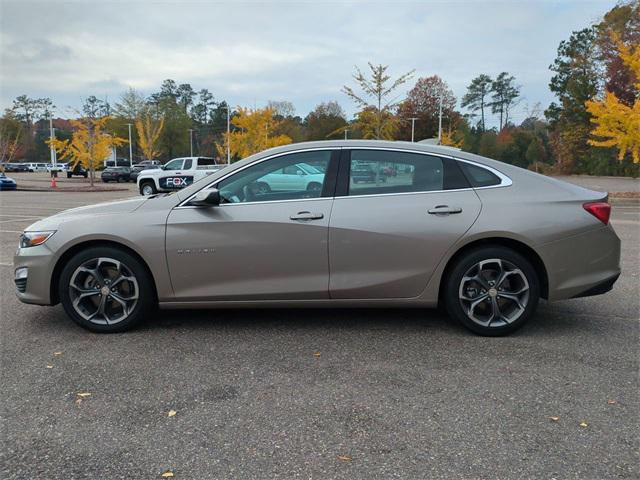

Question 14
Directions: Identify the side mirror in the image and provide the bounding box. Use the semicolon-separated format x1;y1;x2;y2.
190;188;220;207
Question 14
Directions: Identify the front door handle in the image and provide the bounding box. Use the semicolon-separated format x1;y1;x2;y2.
428;205;463;215
290;211;324;221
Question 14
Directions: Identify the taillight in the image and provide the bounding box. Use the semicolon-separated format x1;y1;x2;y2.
583;202;611;225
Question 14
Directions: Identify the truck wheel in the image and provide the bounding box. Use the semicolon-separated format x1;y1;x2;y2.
140;181;157;196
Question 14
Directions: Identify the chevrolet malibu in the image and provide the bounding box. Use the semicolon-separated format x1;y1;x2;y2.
14;140;621;336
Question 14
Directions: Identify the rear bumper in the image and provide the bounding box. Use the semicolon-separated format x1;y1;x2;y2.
539;224;621;301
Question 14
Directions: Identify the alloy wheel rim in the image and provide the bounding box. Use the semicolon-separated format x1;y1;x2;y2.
68;257;139;325
142;185;153;195
458;258;529;328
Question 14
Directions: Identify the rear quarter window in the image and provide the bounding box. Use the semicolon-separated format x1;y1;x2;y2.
459;162;501;187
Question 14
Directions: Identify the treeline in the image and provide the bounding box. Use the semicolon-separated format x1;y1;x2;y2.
0;1;637;176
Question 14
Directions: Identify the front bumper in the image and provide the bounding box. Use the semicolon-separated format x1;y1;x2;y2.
13;243;57;305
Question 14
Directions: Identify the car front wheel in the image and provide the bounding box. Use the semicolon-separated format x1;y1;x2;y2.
59;246;155;332
140;181;157;196
444;246;540;336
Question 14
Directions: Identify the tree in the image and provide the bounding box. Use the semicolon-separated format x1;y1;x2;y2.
113;88;147;119
342;62;414;139
595;1;640;107
48;117;127;186
0;114;22;166
546;27;601;172
586;33;640;163
304;101;348;140
176;83;196;112
525;137;548;166
461;74;492;131
217;107;292;159
82;96;110;118
191;89;216;125
490;72;520;129
136;113;165;160
267;100;296;118
397;75;456;141
11;95;55;128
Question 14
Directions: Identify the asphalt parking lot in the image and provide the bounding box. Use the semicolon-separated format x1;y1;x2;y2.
1;181;639;479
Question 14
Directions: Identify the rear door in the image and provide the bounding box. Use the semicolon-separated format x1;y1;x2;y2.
328;149;482;299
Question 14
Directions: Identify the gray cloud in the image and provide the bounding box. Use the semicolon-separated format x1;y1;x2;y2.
0;0;612;125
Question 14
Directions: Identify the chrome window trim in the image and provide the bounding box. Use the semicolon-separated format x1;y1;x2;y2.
175;145;512;209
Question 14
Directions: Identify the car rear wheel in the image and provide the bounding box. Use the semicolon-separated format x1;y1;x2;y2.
444;246;539;336
140;181;157;196
307;182;322;192
59;246;155;333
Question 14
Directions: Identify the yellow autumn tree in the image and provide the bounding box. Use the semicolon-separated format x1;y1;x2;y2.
586;35;640;163
440;129;463;148
48;116;127;186
216;107;291;160
135;113;164;160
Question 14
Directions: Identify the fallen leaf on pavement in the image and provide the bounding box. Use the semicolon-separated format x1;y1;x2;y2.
607;400;617;405
46;365;54;369
161;470;174;477
313;352;321;357
579;421;588;428
167;410;177;417
53;352;63;356
76;392;91;398
337;455;352;462
549;416;560;422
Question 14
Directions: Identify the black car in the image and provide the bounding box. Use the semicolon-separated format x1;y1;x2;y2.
101;167;131;183
67;164;88;178
3;163;29;173
129;164;160;182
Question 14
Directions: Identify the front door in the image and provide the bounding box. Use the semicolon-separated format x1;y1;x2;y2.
329;149;482;299
165;149;338;301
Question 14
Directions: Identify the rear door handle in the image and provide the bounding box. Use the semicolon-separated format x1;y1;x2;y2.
290;211;324;221
428;205;463;215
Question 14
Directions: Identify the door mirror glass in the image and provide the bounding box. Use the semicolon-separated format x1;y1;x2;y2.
190;188;220;207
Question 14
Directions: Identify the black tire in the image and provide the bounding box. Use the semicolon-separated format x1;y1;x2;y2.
58;246;155;333
444;246;540;336
140;181;157;196
67;173;72;178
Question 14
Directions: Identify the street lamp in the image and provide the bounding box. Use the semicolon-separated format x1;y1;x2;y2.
220;104;231;165
409;117;418;142
344;128;349;140
125;123;133;167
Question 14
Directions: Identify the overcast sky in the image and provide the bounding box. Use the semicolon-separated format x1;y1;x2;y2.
0;0;614;126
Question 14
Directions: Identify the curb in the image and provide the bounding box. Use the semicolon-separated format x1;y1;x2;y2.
16;187;130;193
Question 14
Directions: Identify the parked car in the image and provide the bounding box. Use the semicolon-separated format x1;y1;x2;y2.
0;173;17;190
101;167;131;183
25;163;48;172
351;164;385;183
138;160;162;167
129;164;160;183
104;158;131;168
137;157;223;195
46;163;68;172
14;140;621;335
3;163;29;172
254;162;325;193
67;164;88;178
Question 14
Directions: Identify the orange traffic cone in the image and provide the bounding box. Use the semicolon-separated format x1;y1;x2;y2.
50;176;57;188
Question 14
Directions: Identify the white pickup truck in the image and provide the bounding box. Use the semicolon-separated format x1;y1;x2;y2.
137;157;224;195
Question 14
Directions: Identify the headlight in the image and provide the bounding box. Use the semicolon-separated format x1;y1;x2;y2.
19;231;55;248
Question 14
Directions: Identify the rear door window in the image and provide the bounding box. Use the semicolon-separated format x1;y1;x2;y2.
346;150;468;196
459;162;501;187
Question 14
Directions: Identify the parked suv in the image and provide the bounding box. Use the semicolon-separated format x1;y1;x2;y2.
137;157;223;195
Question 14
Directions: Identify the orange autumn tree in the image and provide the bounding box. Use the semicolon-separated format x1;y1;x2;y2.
586;34;640;163
48;116;127;186
217;107;291;160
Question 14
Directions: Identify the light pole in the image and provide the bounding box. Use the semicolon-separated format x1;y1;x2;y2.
188;129;194;157
409;117;418;142
225;104;231;165
49;116;57;167
126;123;133;167
344;128;349;140
438;95;443;144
